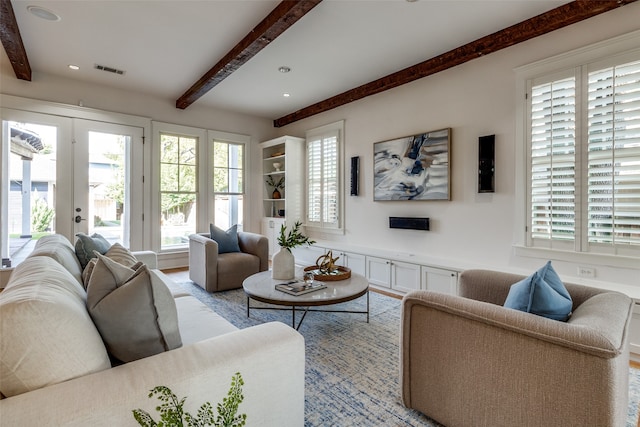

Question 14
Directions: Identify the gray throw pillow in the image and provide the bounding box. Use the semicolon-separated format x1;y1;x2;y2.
81;243;142;289
86;253;182;362
209;223;241;253
102;242;139;268
75;233;111;269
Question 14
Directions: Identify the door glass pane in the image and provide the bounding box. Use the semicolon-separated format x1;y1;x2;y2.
88;131;128;246
5;122;57;266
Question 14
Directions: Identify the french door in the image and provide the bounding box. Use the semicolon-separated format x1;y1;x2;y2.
73;119;143;248
1;110;143;266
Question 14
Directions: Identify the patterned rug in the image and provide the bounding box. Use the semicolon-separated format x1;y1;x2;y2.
179;281;640;427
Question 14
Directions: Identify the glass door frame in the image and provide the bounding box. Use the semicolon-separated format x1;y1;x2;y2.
1;109;73;263
73;119;144;249
1;96;151;259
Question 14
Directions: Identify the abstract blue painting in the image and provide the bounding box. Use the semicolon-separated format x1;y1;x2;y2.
373;128;451;201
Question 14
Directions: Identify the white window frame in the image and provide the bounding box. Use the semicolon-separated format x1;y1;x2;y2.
208;130;250;231
514;30;640;267
306;120;344;234
151;122;205;253
151;124;250;252
157;128;200;252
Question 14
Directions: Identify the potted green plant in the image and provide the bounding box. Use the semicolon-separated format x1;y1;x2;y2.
272;221;315;280
266;176;284;199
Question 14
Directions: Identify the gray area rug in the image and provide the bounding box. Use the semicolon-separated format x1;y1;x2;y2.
180;281;640;427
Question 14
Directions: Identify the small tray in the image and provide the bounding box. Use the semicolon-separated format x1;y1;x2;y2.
303;266;351;281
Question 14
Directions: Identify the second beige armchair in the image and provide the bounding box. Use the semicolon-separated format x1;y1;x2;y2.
401;269;633;427
189;232;269;292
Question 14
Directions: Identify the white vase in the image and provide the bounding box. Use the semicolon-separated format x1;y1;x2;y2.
272;247;295;280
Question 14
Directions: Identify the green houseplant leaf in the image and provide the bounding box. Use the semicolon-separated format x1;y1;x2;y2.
133;373;246;427
277;221;316;252
265;175;284;190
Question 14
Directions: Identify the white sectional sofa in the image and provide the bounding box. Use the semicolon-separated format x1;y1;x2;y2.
0;234;305;426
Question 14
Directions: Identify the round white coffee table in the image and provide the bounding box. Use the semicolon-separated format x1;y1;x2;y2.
242;269;369;330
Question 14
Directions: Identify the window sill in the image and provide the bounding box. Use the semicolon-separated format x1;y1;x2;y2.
304;225;344;237
513;245;640;270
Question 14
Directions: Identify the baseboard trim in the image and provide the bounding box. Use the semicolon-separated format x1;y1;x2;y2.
370;286;403;300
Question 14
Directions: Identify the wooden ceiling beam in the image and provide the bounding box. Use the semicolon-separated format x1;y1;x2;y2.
0;0;32;81
176;0;323;110
274;0;638;128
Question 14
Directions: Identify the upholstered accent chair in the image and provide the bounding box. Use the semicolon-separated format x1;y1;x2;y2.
189;232;269;292
401;269;633;427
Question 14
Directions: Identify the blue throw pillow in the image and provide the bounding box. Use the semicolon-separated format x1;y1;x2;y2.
75;232;111;269
209;224;241;254
503;261;573;321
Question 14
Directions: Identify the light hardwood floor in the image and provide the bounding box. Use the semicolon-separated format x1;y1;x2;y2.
162;267;190;283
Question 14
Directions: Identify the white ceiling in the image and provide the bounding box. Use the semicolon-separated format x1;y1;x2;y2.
4;0;571;120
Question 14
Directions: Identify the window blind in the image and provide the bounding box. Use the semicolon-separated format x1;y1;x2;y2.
530;77;576;241
307;131;339;228
307;137;322;224
587;60;640;246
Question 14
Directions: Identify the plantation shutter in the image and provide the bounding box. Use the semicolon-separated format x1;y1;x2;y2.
307;136;322;224
587;59;640;246
322;134;338;227
306;131;339;228
529;77;577;242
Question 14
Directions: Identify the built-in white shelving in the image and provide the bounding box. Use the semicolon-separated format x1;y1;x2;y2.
260;136;305;257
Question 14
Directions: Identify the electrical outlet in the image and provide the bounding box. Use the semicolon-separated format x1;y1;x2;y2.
577;266;596;278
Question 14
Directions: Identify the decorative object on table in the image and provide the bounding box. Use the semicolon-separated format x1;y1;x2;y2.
316;251;339;273
266;175;284;200
272;221;315;280
132;372;246;427
303;271;315;285
303;250;352;281
275;279;327;296
373;128;451;201
303;266;351;281
272;162;282;172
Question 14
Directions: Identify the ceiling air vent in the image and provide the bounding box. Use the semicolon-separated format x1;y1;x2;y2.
94;64;125;75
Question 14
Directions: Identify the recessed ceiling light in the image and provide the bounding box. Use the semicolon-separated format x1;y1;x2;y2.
278;66;291;73
68;64;80;70
283;93;291;98
27;5;61;21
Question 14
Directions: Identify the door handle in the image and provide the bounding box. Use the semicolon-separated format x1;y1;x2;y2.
74;215;86;223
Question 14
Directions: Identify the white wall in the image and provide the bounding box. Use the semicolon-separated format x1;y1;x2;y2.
275;2;640;288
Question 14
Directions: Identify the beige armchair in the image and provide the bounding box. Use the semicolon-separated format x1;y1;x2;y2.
401;269;633;427
189;232;268;292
